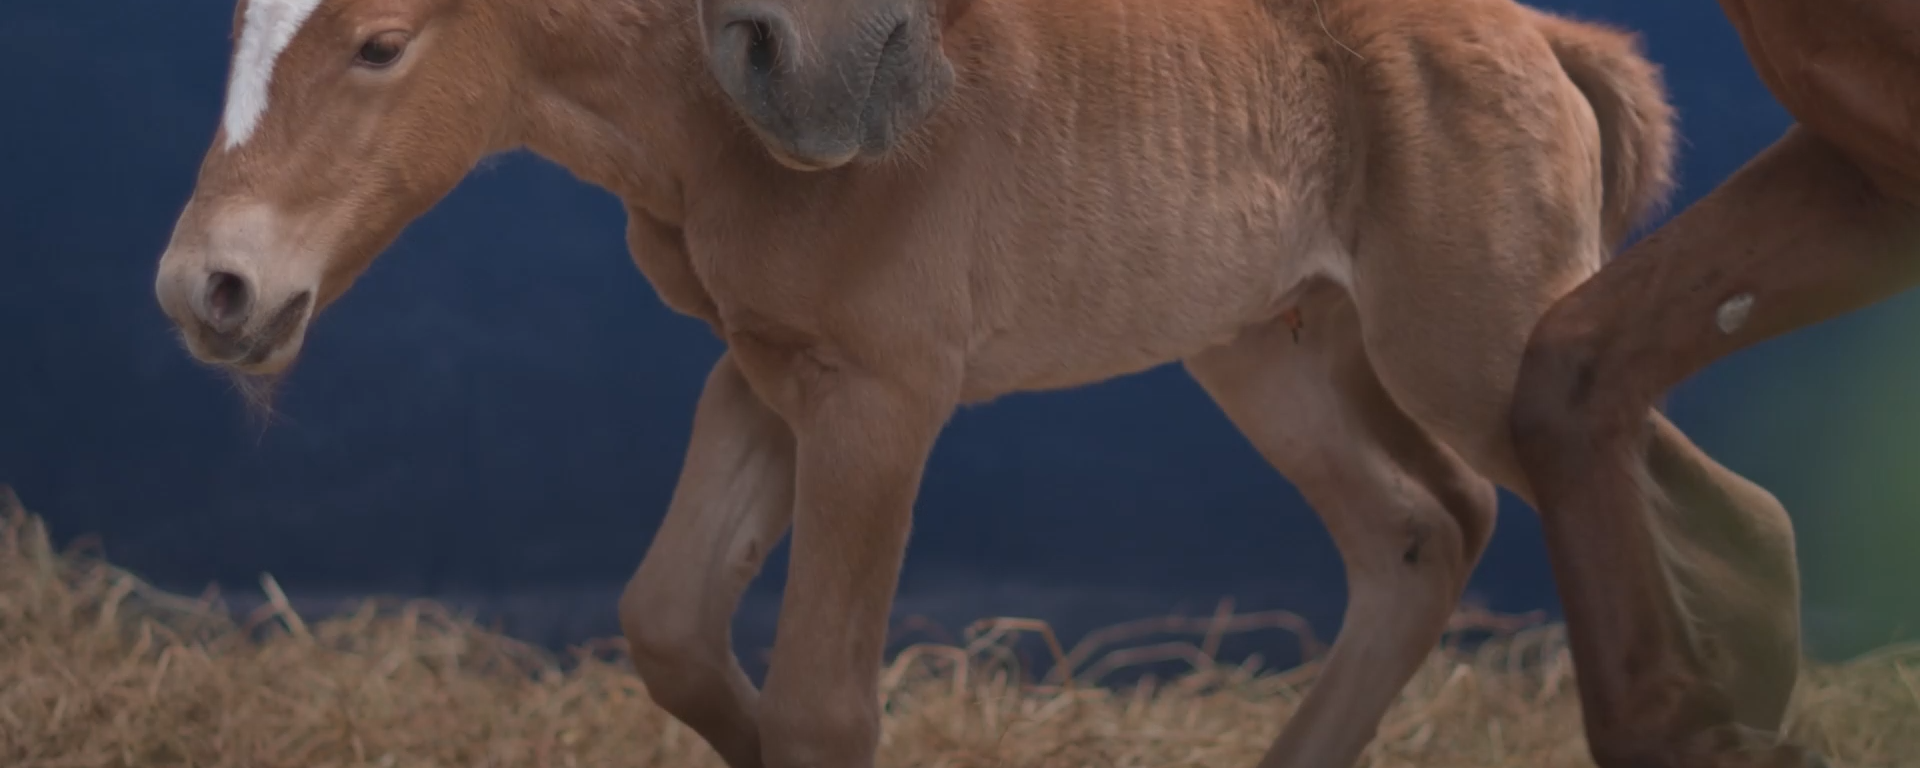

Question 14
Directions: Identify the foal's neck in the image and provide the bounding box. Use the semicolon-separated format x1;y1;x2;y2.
506;0;722;220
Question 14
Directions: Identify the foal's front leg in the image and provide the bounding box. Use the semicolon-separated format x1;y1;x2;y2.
734;339;958;768
621;353;796;768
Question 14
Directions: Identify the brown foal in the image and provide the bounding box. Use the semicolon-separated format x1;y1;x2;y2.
1513;1;1920;767
147;0;1803;766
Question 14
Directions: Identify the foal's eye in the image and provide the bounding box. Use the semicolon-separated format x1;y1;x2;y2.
355;31;409;68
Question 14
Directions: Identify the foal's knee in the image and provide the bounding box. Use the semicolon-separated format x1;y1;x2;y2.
618;573;679;663
619;575;721;712
619;574;768;768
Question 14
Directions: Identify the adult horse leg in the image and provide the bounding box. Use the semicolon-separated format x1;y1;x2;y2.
1186;287;1497;768
621;353;796;768
1511;124;1920;767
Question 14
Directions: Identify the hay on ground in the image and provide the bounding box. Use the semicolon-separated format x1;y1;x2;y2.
1;489;1915;768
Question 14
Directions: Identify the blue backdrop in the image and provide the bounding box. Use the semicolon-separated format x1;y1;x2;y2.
4;0;1916;665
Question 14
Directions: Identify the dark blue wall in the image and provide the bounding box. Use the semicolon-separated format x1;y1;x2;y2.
4;1;1914;664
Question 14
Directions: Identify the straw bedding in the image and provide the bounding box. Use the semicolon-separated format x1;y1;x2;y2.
3;488;1915;768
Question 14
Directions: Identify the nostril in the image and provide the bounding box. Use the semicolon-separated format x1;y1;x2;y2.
202;270;252;332
733;18;779;76
878;17;911;65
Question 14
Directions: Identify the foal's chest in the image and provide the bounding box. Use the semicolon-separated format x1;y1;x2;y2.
636;197;952;351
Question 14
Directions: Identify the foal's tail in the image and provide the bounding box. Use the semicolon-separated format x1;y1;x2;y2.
1531;9;1680;251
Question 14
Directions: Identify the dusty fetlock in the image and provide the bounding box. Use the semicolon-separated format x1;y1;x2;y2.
620;582;767;768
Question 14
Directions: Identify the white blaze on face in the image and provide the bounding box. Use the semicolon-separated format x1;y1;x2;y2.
221;0;327;151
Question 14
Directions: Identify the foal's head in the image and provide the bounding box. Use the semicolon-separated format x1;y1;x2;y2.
154;0;516;377
153;0;960;379
697;0;963;170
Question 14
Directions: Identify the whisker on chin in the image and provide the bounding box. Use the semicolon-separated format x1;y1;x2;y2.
168;327;288;432
225;368;289;435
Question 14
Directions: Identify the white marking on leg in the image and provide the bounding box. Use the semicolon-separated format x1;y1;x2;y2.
222;0;326;150
1715;293;1755;335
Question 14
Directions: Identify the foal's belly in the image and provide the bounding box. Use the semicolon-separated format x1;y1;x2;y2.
958;323;1244;403
954;231;1341;403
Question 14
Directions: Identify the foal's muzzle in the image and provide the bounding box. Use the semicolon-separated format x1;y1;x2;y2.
155;262;314;372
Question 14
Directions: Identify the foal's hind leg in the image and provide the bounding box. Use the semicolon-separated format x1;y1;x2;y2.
1186;287;1496;768
620;353;795;768
1512;125;1920;768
